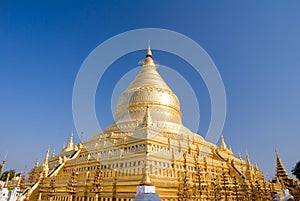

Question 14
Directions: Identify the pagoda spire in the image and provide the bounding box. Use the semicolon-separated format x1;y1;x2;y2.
0;152;7;177
133;154;160;201
142;105;152;127
140;165;152;186
146;40;152;58
140;153;152;186
35;158;39;167
65;133;75;151
238;152;242;160
44;147;50;165
51;149;56;158
4;172;10;187
275;149;289;179
141;42;156;67
245;150;251;164
220;136;227;151
141;150;152;186
40;147;50;178
17;172;22;186
67;133;74;148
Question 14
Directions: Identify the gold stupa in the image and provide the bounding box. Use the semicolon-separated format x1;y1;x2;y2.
113;44;181;127
22;45;279;201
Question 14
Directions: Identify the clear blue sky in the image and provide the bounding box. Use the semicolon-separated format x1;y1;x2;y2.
1;1;300;179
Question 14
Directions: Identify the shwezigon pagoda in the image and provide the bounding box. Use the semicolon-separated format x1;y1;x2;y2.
3;46;300;201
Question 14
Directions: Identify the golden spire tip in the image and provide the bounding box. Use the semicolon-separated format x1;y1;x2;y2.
146;40;152;58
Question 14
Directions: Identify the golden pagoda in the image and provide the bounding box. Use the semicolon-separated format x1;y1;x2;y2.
23;45;274;201
271;150;299;199
274;150;291;184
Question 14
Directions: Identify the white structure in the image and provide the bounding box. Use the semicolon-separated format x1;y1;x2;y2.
0;187;9;201
0;174;23;201
273;189;295;201
132;170;161;201
8;186;22;201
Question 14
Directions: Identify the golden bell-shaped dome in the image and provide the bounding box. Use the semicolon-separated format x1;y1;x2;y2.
114;45;182;125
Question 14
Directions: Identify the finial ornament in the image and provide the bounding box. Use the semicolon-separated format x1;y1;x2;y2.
146;41;152;58
65;132;75;151
35;158;39;167
0;152;7;176
220;135;227;151
52;149;56;158
245;149;251;167
42;148;50;177
238;152;242;159
142;104;152;127
45;147;50;164
140;160;152;186
4;172;10;187
17;172;22;186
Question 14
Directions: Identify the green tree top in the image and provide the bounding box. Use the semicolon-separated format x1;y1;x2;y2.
0;169;16;181
292;161;300;181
